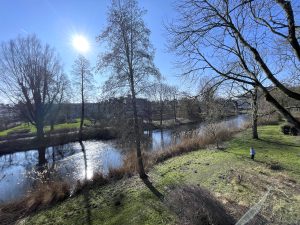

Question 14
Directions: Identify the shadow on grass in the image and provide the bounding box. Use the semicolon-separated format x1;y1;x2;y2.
142;178;164;201
83;190;92;225
165;185;236;225
258;138;300;148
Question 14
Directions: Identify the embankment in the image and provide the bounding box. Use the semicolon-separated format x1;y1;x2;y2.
0;127;117;154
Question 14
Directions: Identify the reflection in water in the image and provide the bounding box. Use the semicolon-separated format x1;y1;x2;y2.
160;129;164;149
38;147;47;166
0;114;248;205
0;141;123;204
146;114;248;151
79;141;92;225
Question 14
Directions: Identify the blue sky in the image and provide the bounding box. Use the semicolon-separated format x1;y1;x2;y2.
0;0;194;98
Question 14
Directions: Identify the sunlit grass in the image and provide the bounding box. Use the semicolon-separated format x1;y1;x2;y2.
228;125;300;178
0;119;92;137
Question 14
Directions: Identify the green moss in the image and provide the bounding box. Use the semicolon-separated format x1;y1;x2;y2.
25;125;300;224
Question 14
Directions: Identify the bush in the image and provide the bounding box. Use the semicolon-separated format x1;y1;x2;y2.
281;124;298;136
269;163;283;171
281;124;291;135
290;126;298;136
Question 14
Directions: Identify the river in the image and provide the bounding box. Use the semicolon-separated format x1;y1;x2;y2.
0;114;248;205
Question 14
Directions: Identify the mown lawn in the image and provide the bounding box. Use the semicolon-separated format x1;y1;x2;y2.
24;125;300;225
0;119;92;137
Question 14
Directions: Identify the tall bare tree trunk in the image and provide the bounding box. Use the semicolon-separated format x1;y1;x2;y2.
252;86;259;139
173;99;177;122
36;122;44;141
160;102;163;128
129;74;147;179
79;68;85;141
36;105;45;143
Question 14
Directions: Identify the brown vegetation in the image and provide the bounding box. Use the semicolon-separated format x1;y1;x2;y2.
0;182;69;225
166;185;236;225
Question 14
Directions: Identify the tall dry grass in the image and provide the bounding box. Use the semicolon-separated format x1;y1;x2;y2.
0;181;70;225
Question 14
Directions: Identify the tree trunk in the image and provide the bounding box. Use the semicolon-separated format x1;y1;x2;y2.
251;86;259;139
50;119;54;131
259;85;300;129
160;103;163;128
173;99;177;122
160;129;164;149
38;147;47;166
79;69;85;141
79;141;88;181
129;76;147;179
36;119;44;143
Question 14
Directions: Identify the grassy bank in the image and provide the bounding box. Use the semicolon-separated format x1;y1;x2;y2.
5;125;300;225
0;119;92;138
0;127;117;154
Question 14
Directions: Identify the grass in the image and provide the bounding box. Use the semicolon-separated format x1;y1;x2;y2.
228;125;300;179
0;119;92;137
14;125;300;224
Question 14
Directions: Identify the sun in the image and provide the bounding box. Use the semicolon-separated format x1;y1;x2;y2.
72;34;90;53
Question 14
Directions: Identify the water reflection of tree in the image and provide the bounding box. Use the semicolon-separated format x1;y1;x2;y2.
160;129;165;149
79;141;88;181
79;141;92;225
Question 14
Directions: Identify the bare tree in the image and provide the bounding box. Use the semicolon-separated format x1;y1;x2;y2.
168;0;300;128
0;35;66;141
48;74;71;131
72;56;94;140
202;96;226;149
97;0;160;178
149;82;171;127
228;82;259;139
169;85;180;122
248;0;300;77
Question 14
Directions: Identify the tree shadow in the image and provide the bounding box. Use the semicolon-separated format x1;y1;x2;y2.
165;185;236;225
141;177;164;201
79;141;92;225
258;138;300;148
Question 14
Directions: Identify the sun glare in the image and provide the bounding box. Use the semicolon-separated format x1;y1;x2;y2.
72;34;90;53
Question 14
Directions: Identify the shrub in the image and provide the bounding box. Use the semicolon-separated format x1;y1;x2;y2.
269;163;283;171
281;124;298;136
281;124;291;135
290;126;298;136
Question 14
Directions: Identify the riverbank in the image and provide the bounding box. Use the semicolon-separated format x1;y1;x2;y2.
6;125;299;225
149;118;198;129
0;127;117;154
149;114;242;130
0;119;93;138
